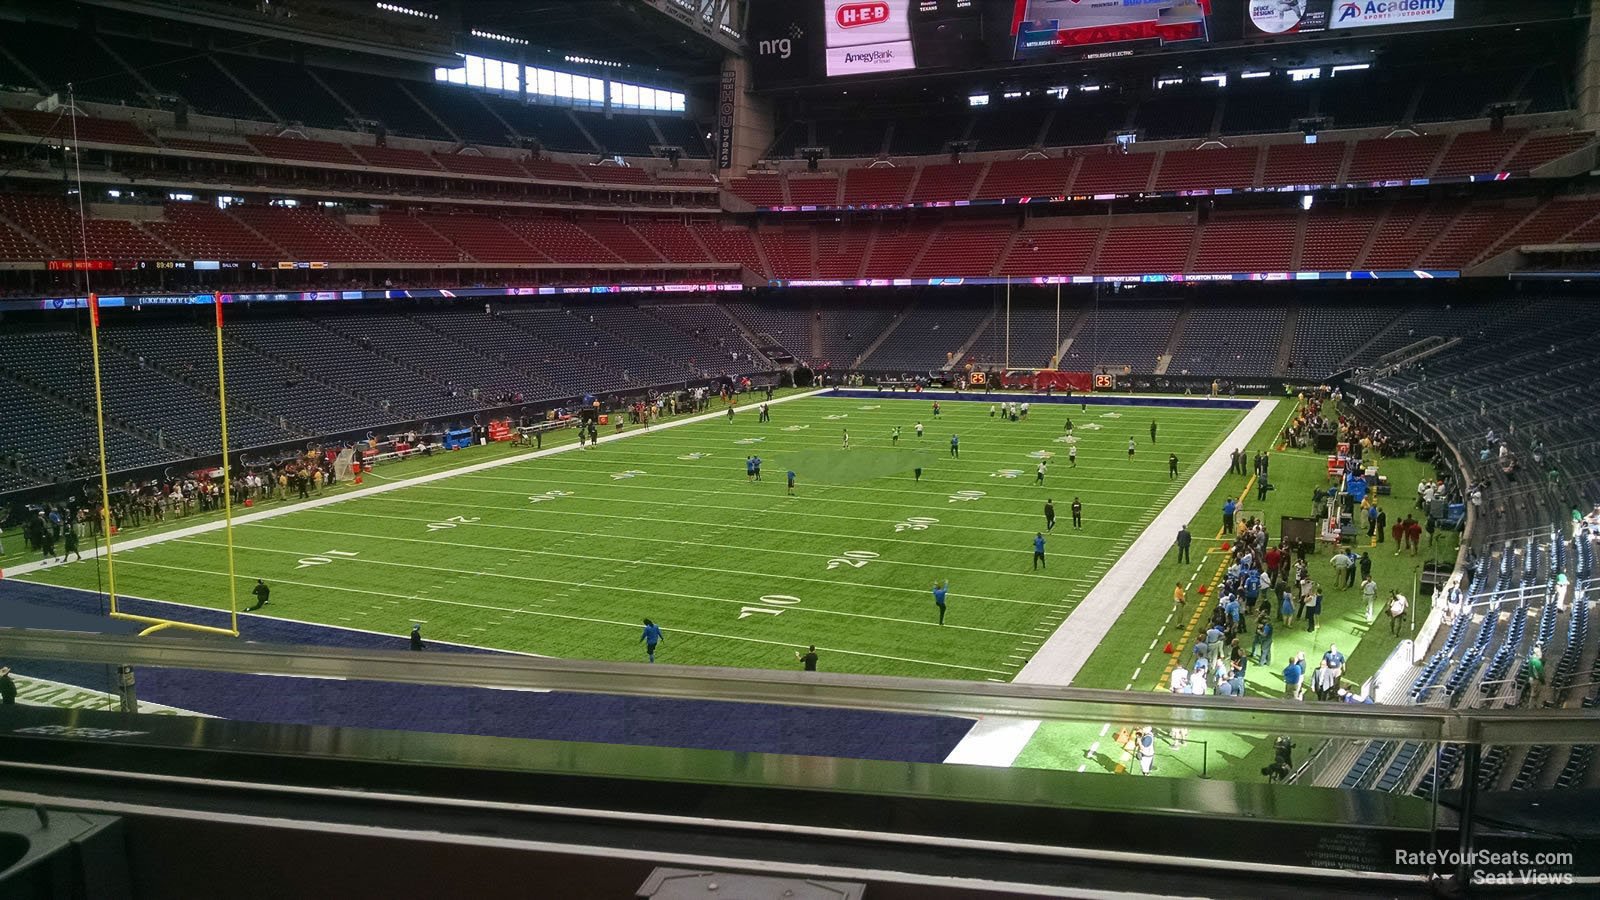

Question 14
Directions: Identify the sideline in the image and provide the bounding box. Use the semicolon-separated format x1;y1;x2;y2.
943;397;1280;767
4;388;830;580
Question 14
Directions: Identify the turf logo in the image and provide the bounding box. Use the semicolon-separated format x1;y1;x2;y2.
1100;412;1122;418
991;469;1024;479
857;405;881;410
826;550;879;570
611;470;648;480
426;515;480;532
735;437;766;445
677;452;713;460
1080;422;1103;431
781;425;810;431
1027;451;1055;459
948;490;986;503
1054;435;1078;444
893;516;939;532
528;490;574;503
824;413;849;420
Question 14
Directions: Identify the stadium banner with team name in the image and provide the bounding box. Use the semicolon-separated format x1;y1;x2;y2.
999;370;1094;392
717;68;736;170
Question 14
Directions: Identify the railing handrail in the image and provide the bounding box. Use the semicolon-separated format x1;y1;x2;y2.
3;628;1595;746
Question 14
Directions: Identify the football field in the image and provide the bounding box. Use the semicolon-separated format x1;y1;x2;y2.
16;392;1248;681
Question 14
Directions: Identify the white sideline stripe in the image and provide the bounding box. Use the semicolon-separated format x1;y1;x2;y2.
2;389;832;579
940;398;1279;768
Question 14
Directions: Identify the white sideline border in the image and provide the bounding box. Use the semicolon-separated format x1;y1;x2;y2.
943;397;1279;767
3;388;831;580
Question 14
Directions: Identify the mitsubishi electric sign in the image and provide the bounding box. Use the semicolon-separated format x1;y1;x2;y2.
1246;0;1453;36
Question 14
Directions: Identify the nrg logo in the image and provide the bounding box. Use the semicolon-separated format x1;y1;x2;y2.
758;37;792;59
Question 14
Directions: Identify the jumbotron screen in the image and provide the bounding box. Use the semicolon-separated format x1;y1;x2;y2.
1011;0;1212;59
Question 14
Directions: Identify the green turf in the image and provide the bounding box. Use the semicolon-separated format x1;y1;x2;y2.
1013;398;1459;779
16;394;1247;681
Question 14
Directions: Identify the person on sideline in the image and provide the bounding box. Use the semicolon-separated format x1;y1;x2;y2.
640;619;664;662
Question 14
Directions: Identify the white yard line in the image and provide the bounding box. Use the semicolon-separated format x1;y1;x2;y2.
2;389;832;580
942;398;1280;768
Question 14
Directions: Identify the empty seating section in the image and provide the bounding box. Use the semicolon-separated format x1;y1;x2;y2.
523;158;586;182
1191;215;1294;273
1063;303;1179;372
1042;100;1127;148
861;299;988;370
313;68;448;141
0;218;42;261
1262;142;1347;188
578;220;662;264
228;316;480;418
3;24;138;104
1414;68;1522;123
1505;132;1593;173
1094;225;1193;275
351;144;442;171
157;137;259;157
816;305;897;367
728;175;785;207
1219;81;1313;135
908;164;983;202
1301;208;1379;272
1433;130;1525;177
345;213;462;263
581;165;653;186
787;177;841;206
490;103;593;153
502;218;618;264
580;115;657;157
651;117;710;158
414;310;618;395
1421;206;1532;269
976;159;1073;200
585;305;713;380
1346;136;1446;183
998;226;1100;276
725;301;813;361
1358;204;1444;270
1168;305;1286;377
103;321;394;435
1134;91;1218;141
406;84;511;146
495;308;642;391
1482;199;1600;258
1319;70;1414;129
813;118;886;158
862;227;933;279
0;375;178;475
1153;147;1258;192
814;227;869;280
415;213;533;263
640;304;763;367
246;135;361;166
146;201;281;259
969;108;1047;151
757;231;813;281
229;205;377;261
100;38;267;120
314;311;548;400
1069;152;1154;195
0;327;291;452
0;194;172;260
219;55;351;130
1287;304;1399;377
912;225;1012;277
693;225;765;272
841;167;914;206
432;152;528;178
890;113;970;155
966;302;1071;369
633;220;712;263
1;109;153;146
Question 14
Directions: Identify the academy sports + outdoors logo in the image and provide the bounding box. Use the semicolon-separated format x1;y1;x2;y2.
1337;0;1449;24
836;1;891;29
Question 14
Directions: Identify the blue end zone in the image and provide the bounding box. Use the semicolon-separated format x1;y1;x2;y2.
825;388;1260;410
0;579;972;763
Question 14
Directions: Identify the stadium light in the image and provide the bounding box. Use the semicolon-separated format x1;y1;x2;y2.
472;29;529;46
374;2;438;20
1301;194;1314;211
1288;67;1321;82
1240;71;1271;79
968;93;989;107
1331;64;1371;75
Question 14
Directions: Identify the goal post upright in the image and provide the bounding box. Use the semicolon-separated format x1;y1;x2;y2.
214;291;241;636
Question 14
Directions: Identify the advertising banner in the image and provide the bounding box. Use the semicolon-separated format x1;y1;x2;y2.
717;69;736;170
824;0;918;76
1013;0;1210;58
1246;0;1454;36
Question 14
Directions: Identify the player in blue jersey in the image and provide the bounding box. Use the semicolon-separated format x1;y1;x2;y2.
932;580;949;625
640;619;663;663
